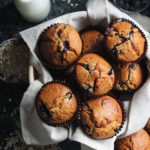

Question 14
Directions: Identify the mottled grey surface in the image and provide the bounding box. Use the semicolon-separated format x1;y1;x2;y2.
0;0;87;42
0;0;87;150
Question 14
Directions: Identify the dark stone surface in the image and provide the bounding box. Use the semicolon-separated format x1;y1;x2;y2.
0;0;87;149
0;0;150;150
0;0;87;42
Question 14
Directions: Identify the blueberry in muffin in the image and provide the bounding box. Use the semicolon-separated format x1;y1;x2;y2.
36;82;78;126
39;23;82;69
81;30;104;53
105;19;147;62
115;129;150;150
75;53;115;96
81;95;123;139
114;63;143;92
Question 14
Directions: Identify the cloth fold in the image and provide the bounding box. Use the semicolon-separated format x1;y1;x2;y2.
20;0;150;149
20;80;68;145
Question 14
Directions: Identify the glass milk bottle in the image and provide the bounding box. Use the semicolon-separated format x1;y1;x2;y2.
14;0;51;22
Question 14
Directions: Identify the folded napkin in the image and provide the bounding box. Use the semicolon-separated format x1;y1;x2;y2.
20;0;150;149
20;80;68;145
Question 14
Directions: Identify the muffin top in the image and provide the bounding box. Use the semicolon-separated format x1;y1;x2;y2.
105;20;146;62
115;129;150;150
36;82;78;125
81;95;122;139
39;23;82;67
75;53;115;96
81;30;104;53
114;63;143;92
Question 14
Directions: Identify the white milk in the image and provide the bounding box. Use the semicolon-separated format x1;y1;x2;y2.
14;0;51;22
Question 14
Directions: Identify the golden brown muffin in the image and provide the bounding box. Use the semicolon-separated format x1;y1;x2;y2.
115;129;150;150
105;19;146;62
81;95;122;139
39;23;82;68
114;63;143;92
145;118;150;134
36;82;78;125
75;53;115;96
81;30;104;53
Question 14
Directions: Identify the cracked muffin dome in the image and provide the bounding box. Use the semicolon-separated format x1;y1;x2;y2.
75;53;115;96
145;118;150;134
39;23;82;68
81;95;122;139
114;63;143;92
36;82;78;125
105;19;146;62
115;129;150;150
81;30;104;53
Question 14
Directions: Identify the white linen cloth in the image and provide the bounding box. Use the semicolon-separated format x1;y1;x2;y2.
20;0;150;149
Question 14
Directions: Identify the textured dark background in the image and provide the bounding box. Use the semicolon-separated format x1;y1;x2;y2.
0;0;150;150
0;0;87;42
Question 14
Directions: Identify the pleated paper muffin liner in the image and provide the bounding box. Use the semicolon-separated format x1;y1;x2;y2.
65;50;94;75
112;59;148;95
79;94;126;140
35;23;82;71
73;52;116;100
144;118;150;135
36;80;81;128
104;18;148;63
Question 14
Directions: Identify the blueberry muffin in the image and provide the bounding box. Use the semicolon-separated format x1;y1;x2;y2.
75;53;115;96
81;30;104;53
105;19;147;62
114;63;143;92
81;95;123;139
39;23;82;68
36;82;78;125
115;129;150;150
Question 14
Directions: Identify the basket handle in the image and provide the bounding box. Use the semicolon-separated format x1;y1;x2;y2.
86;0;109;26
29;65;34;84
